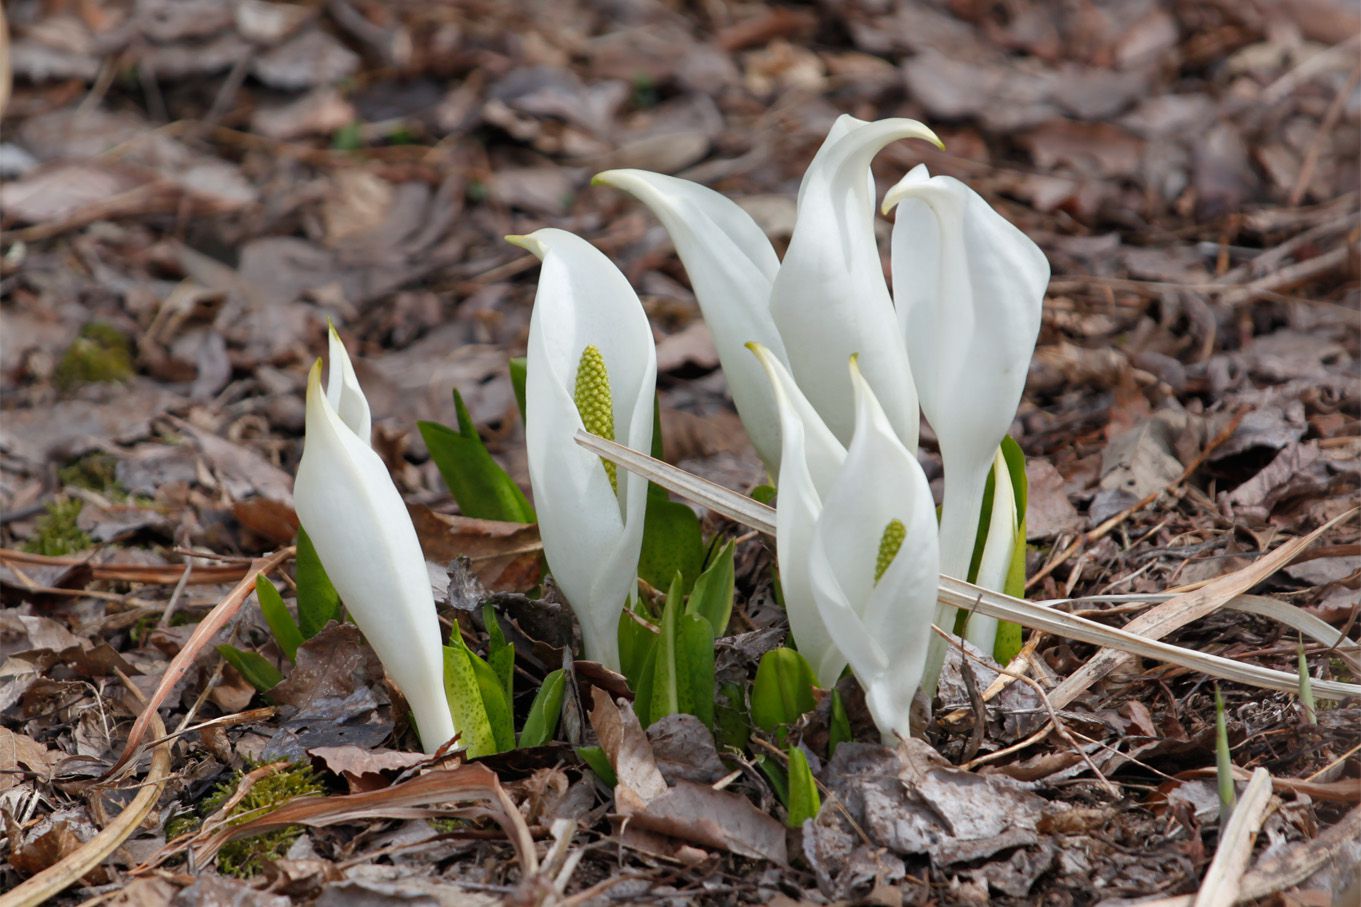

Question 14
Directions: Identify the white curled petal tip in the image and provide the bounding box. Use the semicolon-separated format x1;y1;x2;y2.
505;232;547;258
592;169;780;281
880;162;935;215
295;357;456;754
771;116;941;449
747;342;845;497
325;323;372;443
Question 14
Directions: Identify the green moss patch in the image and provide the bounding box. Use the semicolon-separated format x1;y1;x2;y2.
198;762;327;878
23;499;92;556
54;323;134;392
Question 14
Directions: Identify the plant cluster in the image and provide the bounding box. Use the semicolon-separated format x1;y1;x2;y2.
260;114;1049;762
217;117;1351;852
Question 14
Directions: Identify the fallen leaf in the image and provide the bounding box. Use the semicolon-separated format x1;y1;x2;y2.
0;727;56;792
656;321;720;375
625;780;788;863
647;713;728;784
588;688;787;863
1090;415;1183;524
309;744;429;792
408;505;541;591
588;686;667;813
0;161;154;224
1224;441;1329;523
1024;458;1083;540
251;28;360;90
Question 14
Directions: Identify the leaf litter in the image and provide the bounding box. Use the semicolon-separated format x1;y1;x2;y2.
1;0;1358;903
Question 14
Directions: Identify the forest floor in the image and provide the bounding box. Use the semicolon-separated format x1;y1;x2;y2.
1;0;1359;904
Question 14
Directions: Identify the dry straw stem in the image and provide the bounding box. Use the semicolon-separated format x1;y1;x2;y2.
947;589;1361;726
182;763;537;878
1087;802;1361;907
1041;510;1354;711
1051;593;1361;676
576;431;1361;702
103;547;293;778
0;547;253;585
0;687;170;907
1193;768;1275;907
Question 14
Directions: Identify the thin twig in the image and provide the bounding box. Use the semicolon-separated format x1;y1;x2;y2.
1289;60;1361;207
1027;409;1247;591
937;625;1120;798
0;683;171;907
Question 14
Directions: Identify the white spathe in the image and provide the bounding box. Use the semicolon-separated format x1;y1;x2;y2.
516;228;656;672
885;164;1048;661
294;338;456;755
597;114;941;468
750;342;847;688
807;358;940;743
964;449;1019;656
770;116;939;451
592;169;786;472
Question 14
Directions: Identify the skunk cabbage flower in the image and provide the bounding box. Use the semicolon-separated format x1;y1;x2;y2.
884;165;1048;589
597;114;940;468
963;449;1020;656
807;358;940;743
769;116;939;450
592;169;787;472
512;228;656;672
750;342;847;687
294;332;455;754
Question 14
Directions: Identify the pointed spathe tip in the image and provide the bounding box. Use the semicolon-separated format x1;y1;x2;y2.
506;233;548;259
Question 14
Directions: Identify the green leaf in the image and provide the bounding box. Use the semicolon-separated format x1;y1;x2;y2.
828;689;852;758
417;391;535;523
508;357;528;425
965;472;995;587
255;575;303;662
1000;435;1028;519
576;745;617;787
785;746;821;827
1214;685;1236;825
992;515;1028;664
618;599;658;694
648;576;685;723
295;527;341;638
1296;637;1317;725
687;540;735;637
631;630;660;729
637;495;705;593
217;644;283;693
647;575;716;728
484;604;509;653
483;605;514;703
519;669;566;748
637;397;704;591
714;681;751;751
750;484;776;506
674;613;716;729
443;642;498;758
468;647;516;753
756;755;788;807
750;648;817;734
993;436;1029;663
